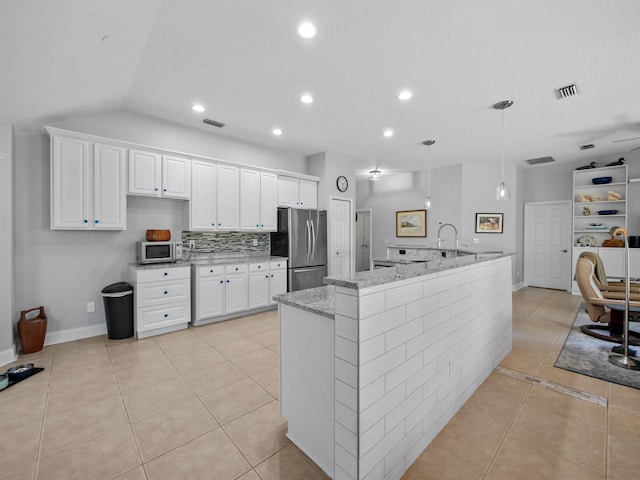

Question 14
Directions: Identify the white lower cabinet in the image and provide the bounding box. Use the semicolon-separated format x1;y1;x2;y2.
191;258;287;325
269;260;287;305
129;265;191;338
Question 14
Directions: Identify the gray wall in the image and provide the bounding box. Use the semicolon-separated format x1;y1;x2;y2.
12;110;307;341
0;127;15;361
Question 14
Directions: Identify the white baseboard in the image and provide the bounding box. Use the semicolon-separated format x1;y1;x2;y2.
0;345;17;368
43;323;108;346
512;281;525;292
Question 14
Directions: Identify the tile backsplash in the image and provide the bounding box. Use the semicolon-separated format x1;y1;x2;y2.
181;231;270;258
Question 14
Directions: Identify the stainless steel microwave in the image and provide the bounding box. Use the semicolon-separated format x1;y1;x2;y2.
136;241;183;264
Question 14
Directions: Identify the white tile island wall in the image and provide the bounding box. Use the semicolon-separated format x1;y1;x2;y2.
275;253;513;480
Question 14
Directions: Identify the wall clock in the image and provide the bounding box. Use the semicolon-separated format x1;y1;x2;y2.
336;175;349;192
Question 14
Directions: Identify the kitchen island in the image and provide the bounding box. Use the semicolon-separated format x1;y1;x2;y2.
275;250;513;480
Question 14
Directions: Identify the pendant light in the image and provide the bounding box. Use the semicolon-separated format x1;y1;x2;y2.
493;100;513;200
369;169;381;181
422;140;435;209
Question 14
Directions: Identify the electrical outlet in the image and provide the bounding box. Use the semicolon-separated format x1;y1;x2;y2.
87;301;95;313
252;238;258;246
473;238;480;244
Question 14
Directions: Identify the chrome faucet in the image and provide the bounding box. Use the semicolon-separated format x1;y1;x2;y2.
437;223;459;256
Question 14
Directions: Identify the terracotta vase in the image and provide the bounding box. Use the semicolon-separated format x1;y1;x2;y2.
18;306;47;354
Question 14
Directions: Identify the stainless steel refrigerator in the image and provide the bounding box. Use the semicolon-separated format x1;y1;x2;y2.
270;208;327;291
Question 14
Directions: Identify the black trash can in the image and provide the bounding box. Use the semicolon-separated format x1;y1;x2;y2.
102;282;134;339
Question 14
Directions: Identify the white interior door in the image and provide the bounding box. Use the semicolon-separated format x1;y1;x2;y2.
356;210;371;271
524;201;572;290
330;198;352;277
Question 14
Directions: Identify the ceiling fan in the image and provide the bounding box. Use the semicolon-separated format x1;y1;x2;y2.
612;136;640;151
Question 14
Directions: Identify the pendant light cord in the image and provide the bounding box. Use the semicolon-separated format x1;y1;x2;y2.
501;108;505;182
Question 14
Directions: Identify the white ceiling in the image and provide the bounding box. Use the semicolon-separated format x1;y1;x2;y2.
3;0;640;177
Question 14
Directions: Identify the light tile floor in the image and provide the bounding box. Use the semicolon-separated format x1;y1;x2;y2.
1;288;639;479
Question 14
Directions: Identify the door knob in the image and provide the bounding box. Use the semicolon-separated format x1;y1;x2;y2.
561;249;568;253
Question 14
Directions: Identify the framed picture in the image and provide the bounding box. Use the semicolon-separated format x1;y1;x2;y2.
396;210;427;237
475;213;504;233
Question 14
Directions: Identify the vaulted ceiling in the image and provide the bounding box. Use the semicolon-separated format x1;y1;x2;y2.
2;0;640;176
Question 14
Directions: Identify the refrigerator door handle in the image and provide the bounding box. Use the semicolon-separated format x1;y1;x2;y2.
310;220;316;259
305;219;311;259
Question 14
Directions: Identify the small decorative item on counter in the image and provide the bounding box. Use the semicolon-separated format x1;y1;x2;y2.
577;193;592;202
582;206;591;216
606;190;622;201
585;223;608;231
145;229;171;241
17;306;47;354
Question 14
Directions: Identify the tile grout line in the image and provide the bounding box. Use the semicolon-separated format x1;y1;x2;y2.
494;365;607;406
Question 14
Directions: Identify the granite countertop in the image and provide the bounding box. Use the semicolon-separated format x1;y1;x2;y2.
327;250;514;289
130;256;288;270
273;285;335;319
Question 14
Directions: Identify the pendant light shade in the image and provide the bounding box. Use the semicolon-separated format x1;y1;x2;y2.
493;100;513;200
369;169;381;181
422;140;435;209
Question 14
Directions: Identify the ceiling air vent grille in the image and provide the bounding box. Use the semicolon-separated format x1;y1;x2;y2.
525;156;555;166
203;118;225;128
556;83;580;99
579;144;595;150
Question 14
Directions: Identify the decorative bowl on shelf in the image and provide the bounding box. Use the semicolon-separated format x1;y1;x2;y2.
597;210;618;215
592;176;613;184
576;235;597;247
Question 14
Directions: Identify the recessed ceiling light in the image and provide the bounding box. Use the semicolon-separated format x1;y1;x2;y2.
300;94;314;104
398;90;413;100
298;22;317;39
383;129;394;137
192;104;205;113
272;128;283;136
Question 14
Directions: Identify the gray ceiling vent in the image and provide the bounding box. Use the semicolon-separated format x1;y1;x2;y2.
525;156;555;165
555;83;580;99
203;118;225;128
579;143;595;150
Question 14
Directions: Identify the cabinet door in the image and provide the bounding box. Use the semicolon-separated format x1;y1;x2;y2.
216;165;239;230
249;271;270;309
298;179;318;209
190;161;217;231
599;248;626;279
631;249;640;279
162;155;191;199
198;274;225;319
269;269;287;304
51;136;91;230
129;150;162;196
260;172;278;231
278;176;299;207
225;273;248;313
240;169;261;230
93;143;126;230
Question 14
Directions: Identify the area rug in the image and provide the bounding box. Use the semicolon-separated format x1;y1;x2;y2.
554;304;640;390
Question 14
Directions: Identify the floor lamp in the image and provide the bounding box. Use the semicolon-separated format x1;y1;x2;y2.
608;227;640;369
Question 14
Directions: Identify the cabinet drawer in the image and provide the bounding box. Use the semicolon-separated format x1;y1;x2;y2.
198;265;225;277
136;266;190;283
270;260;287;270
137;278;190;307
249;262;269;273
137;302;189;331
225;263;247;274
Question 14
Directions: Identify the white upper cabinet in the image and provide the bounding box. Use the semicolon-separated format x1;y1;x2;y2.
128;150;191;199
162;155;191;199
92;143;127;230
189;160;217;231
50;136;126;230
278;175;318;209
216;164;239;230
240;169;278;231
